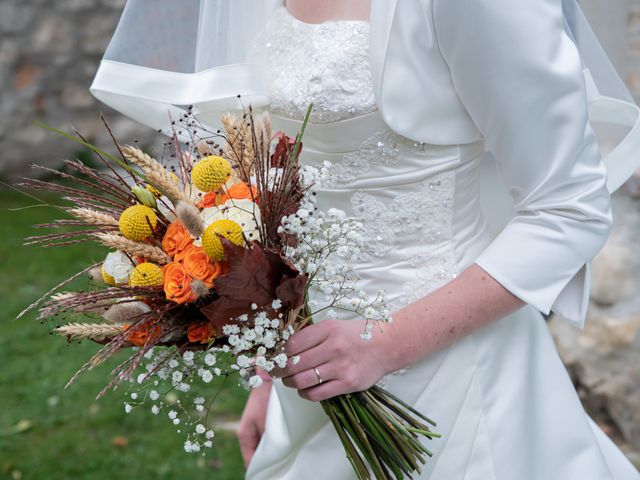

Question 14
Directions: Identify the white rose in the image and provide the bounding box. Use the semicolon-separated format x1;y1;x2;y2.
103;250;134;284
199;198;261;244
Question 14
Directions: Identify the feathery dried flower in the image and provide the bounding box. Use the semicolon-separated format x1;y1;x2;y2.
175;201;205;238
103;302;152;324
221;113;254;181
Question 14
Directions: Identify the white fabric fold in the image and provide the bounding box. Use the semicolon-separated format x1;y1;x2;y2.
90;60;270;134
548;71;640;326
583;70;640;193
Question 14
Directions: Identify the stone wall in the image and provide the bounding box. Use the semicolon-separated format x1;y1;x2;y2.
0;0;156;180
582;0;630;79
629;0;640;97
581;0;640;103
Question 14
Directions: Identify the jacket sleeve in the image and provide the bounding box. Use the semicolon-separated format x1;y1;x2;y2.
432;0;613;327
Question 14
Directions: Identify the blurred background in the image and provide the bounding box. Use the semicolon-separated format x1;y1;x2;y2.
0;0;639;478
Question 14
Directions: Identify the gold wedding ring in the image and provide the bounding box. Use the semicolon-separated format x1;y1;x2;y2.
314;367;323;385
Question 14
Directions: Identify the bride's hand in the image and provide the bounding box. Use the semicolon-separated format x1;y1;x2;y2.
237;377;271;467
273;319;391;402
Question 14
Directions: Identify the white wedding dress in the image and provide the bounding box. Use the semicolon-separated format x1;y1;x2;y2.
244;7;640;480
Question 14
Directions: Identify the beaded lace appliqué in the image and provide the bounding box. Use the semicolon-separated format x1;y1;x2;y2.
247;7;376;124
326;131;459;311
348;170;458;309
329;131;446;185
330;132;401;184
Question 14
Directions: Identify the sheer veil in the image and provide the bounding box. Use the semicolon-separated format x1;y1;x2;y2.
90;0;640;192
562;0;640;192
90;0;279;132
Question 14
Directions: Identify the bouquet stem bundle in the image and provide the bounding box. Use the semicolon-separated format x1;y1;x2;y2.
323;387;439;479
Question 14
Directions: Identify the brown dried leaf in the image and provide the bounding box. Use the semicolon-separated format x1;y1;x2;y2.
271;133;298;168
200;240;306;331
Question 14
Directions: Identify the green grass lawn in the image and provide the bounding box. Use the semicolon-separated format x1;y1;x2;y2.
0;189;247;480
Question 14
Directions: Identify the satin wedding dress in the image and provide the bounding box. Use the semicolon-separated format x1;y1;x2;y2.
243;7;640;480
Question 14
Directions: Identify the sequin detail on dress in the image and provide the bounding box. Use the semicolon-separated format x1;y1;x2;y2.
248;7;376;124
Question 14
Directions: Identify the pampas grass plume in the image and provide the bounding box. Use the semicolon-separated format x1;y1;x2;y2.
103;302;151;324
175;201;205;238
191;280;210;299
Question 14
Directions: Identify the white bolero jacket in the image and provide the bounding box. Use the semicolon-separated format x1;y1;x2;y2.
91;0;640;328
369;0;640;328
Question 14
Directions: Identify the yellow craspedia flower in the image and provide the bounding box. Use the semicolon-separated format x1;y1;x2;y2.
202;219;244;261
191;156;232;192
119;205;157;241
129;262;164;287
146;172;179;197
101;265;117;286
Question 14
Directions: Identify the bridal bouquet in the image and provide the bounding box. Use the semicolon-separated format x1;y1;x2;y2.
21;105;439;479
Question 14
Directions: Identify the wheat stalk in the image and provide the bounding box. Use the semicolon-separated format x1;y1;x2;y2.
50;292;75;301
55;323;125;342
94;232;171;264
121;146;190;204
68;207;119;226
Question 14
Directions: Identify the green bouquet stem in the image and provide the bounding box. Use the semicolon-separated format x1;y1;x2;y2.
320;385;440;480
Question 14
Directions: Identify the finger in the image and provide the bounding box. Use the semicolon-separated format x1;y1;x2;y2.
281;361;337;390
284;321;333;357
298;379;350;402
271;342;334;378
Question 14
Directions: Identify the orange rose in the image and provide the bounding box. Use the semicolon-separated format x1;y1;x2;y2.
187;322;217;344
176;244;224;288
197;182;258;208
125;321;161;347
220;182;258;203
163;261;197;304
198;192;218;209
162;221;193;257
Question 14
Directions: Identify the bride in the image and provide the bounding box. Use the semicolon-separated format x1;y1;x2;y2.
92;0;640;478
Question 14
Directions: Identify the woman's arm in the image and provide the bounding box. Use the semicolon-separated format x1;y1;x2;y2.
273;264;523;402
374;264;525;375
237;369;271;466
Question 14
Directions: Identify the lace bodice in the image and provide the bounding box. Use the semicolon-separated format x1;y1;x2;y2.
248;7;376;123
